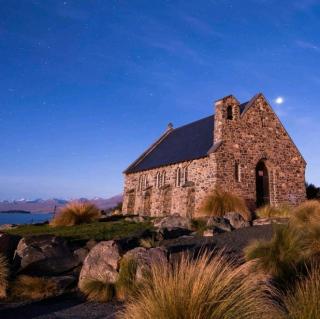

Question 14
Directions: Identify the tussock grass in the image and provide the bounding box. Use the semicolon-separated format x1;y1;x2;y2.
10;275;59;300
119;251;278;319
281;264;320;319
116;257;139;300
256;204;291;219
50;201;101;227
200;189;250;220
244;225;306;283
291;200;320;228
0;254;9;299
79;278;115;302
139;237;157;249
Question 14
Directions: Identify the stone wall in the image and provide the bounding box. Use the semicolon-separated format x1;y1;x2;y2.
122;94;306;217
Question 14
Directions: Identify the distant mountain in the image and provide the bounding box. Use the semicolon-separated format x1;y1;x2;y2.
0;194;123;213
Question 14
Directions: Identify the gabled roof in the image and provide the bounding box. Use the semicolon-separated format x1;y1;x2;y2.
124;115;215;174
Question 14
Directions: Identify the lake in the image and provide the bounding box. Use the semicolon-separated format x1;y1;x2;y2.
0;212;53;225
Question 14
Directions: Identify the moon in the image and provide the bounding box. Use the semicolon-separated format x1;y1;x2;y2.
275;97;284;104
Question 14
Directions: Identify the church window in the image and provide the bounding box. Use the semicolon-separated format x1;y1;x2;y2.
175;168;181;187
235;162;241;182
227;105;233;120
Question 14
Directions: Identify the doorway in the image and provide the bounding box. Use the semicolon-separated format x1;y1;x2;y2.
256;160;270;207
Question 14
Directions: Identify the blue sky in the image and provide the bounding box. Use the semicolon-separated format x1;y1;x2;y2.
0;0;319;200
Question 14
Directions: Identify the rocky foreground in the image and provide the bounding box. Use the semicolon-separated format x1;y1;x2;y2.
0;213;278;318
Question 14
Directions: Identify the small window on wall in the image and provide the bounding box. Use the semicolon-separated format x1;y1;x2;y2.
227;105;233;120
235;162;241;182
161;171;166;187
175;168;181;187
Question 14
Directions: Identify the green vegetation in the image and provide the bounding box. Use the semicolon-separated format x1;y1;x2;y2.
256;204;291;219
200;188;250;220
10;275;59;300
79;278;115;302
191;218;207;235
119;252;278;319
281;264;320;319
50;201;101;227
116;257;139;300
5;220;153;243
0;254;9;299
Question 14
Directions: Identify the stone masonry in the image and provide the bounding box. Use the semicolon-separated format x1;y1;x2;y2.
122;93;306;217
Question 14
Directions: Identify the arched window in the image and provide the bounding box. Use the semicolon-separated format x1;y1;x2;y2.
235;162;241;182
155;172;161;188
175;168;181;187
161;171;166;187
182;167;188;184
227;105;233;120
143;175;148;189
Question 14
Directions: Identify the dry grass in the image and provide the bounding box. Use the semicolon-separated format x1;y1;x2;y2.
119;251;279;319
79;278;115;302
281;264;320;319
10;275;59;300
199;189;250;220
116;257;139;301
244;225;306;283
50;201;101;227
291;200;320;228
0;254;9;299
256;204;291;219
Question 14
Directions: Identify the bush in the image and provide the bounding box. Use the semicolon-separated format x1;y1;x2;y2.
256;204;291;219
116;257;139;300
281;264;320;319
50;201;101;227
79;278;115;302
244;225;306;283
0;254;9;299
118;251;278;319
306;183;320;200
200;189;250;220
10;275;59;300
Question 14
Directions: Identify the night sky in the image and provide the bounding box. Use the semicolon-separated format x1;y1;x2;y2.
0;0;319;200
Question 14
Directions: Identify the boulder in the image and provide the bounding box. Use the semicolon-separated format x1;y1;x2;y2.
73;247;89;263
14;235;80;276
157;227;193;240
224;212;250;229
153;213;191;230
206;217;233;232
79;240;122;285
0;233;21;262
122;246;167;281
51;275;77;294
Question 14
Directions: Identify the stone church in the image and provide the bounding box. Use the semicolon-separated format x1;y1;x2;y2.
122;93;306;217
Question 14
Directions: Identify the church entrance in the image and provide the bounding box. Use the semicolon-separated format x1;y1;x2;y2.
256;160;270;207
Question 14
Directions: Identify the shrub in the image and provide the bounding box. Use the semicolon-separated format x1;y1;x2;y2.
306;183;320;200
200;189;250;220
0;254;9;299
244;225;306;283
281;264;320;319
79;278;115;302
116;257;139;300
118;251;278;319
50;201;101;227
10;275;59;300
290;200;320;228
256;204;291;219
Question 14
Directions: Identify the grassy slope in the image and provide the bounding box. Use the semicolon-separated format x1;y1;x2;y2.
5;221;153;242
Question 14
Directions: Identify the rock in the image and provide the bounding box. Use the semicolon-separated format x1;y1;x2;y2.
122;246;167;281
51;275;77;294
86;239;97;250
224;212;250;229
14;235;80;276
206;217;233;232
157;227;193;240
203;229;214;237
0;233;21;262
79;240;122;285
153;213;191;230
253;217;288;226
116;229;154;251
73;247;89;263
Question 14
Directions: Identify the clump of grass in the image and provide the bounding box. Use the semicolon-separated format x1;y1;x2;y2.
199;189;250;220
256;204;291;219
281;264;320;319
116;257;139;300
191;218;207;235
244;225;306;283
10;275;59;300
79;278;115;302
119;251;278;319
291;200;320;228
139;237;158;249
50;201;101;227
0;254;9;299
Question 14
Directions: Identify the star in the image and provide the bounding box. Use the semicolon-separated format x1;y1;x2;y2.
275;97;284;105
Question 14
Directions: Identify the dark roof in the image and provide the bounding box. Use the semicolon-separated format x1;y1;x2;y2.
124;101;251;174
125;115;214;173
